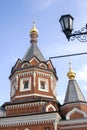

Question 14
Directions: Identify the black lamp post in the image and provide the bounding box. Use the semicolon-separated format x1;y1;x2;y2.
59;14;87;42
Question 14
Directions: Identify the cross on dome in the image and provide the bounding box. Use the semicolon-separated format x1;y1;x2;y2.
67;61;76;80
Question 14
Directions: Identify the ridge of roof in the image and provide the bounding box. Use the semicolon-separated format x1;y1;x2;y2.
22;43;45;62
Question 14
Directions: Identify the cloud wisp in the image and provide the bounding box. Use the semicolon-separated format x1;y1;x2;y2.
36;0;56;10
76;65;87;82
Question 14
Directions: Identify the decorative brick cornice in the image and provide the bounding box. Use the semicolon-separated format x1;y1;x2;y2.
60;102;87;110
36;71;50;77
0;112;60;127
5;102;46;109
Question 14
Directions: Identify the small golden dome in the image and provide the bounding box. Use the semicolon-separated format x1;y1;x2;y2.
30;21;38;35
67;62;76;80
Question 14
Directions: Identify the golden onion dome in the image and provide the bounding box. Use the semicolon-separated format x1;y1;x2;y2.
30;21;38;35
67;62;76;80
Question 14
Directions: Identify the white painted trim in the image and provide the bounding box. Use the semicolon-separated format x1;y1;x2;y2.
39;63;47;69
15;93;54;99
24;128;29;130
29;57;39;64
0;113;61;127
60;102;87;110
21;62;29;68
20;77;31;92
38;77;49;92
46;104;56;112
66;107;87;120
59;124;87;130
33;72;36;87
59;117;87;125
5;102;46;109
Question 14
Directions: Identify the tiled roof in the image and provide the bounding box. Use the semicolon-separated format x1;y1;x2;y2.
22;43;45;61
64;80;86;103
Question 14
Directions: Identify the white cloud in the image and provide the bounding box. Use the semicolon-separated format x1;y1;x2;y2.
57;95;65;104
42;0;54;8
36;0;56;10
76;65;87;82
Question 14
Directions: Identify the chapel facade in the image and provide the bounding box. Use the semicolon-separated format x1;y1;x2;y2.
0;22;87;130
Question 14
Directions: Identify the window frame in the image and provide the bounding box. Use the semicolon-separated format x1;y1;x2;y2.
20;77;31;92
38;78;49;92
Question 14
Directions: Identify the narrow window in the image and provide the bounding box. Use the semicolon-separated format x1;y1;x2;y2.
40;81;45;89
23;81;29;89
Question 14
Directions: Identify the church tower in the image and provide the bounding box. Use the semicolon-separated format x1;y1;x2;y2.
0;22;87;130
0;22;61;130
9;21;58;102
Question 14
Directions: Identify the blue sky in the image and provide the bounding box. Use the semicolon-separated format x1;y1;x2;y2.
1;0;87;105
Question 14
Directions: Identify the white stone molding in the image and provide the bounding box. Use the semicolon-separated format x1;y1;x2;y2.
33;72;36;87
50;75;57;98
36;71;50;78
20;77;31;92
29;57;39;64
66;107;87;120
39;63;47;69
10;75;18;98
21;62;29;68
24;128;29;130
54;121;57;130
5;102;46;109
47;60;54;70
46;104;56;112
38;78;49;92
59;122;87;130
60;102;87;110
0;112;61;127
0;109;6;117
18;71;33;77
14;93;54;99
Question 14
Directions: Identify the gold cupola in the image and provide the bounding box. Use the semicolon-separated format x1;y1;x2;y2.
30;21;38;35
67;62;76;80
30;21;38;44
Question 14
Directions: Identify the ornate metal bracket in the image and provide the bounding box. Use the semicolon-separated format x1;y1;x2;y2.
69;24;87;42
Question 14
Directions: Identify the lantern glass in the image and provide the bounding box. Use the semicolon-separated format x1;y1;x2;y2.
59;14;74;39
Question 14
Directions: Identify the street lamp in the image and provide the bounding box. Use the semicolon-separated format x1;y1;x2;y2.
59;14;87;42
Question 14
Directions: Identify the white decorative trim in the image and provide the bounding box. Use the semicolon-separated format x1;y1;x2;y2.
18;71;33;77
10;75;18;98
46;104;56;112
54;121;57;130
59;117;87;125
39;63;47;69
59;124;87;130
21;62;29;68
24;128;29;130
14;93;54;99
66;107;87;120
5;102;46;109
47;60;54;70
29;57;40;63
20;77;31;92
0;112;61;127
33;72;36;87
61;102;87;110
36;71;50;78
38;78;49;92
